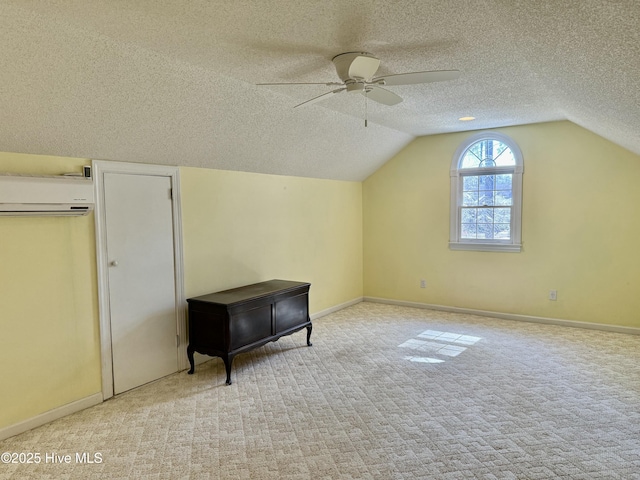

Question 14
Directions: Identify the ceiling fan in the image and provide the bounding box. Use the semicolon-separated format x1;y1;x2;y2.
258;51;460;109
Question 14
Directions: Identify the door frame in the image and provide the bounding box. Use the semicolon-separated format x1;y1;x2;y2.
92;160;187;400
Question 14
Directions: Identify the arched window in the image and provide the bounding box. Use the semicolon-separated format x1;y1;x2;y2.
449;132;523;252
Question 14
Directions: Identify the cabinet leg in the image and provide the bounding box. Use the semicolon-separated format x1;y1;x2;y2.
223;355;234;385
306;324;313;346
187;346;195;374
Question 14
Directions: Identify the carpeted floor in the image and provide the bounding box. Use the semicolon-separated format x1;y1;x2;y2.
1;302;639;479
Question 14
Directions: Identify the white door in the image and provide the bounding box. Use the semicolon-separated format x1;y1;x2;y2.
104;172;179;394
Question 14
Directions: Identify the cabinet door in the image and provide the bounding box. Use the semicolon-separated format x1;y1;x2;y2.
229;305;272;350
275;293;308;333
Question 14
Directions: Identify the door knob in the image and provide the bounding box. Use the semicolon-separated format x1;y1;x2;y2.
110;260;119;267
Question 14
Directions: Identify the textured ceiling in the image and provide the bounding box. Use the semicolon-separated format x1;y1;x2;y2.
0;0;638;181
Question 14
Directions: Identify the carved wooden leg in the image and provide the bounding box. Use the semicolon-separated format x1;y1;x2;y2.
187;346;195;374
223;355;235;385
306;324;313;346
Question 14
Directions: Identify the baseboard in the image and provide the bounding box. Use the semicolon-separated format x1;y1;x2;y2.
6;295;631;442
0;392;103;442
311;296;363;321
364;296;640;336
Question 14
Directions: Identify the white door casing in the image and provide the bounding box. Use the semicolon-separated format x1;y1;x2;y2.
93;161;186;399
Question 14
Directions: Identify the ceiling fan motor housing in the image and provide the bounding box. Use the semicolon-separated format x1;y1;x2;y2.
332;52;381;82
346;83;365;93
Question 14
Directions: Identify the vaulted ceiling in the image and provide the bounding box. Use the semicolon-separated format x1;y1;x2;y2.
1;1;638;181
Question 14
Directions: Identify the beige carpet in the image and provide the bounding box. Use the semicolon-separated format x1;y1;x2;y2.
1;302;639;479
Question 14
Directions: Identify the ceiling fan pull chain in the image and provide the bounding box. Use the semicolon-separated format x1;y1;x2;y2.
365;90;368;127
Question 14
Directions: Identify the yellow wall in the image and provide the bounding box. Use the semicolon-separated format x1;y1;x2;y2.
0;156;363;431
363;121;640;327
3;119;638;431
0;152;101;430
180;167;363;313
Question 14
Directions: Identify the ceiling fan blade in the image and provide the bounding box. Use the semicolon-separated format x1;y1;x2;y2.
364;85;402;106
294;88;346;108
373;70;460;86
257;82;343;86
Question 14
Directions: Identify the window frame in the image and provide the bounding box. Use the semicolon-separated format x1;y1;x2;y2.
449;132;523;252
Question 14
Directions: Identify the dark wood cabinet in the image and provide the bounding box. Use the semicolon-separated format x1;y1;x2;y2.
186;280;312;384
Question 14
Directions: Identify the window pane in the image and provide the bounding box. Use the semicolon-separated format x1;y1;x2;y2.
478;175;495;190
496;174;512;190
462;191;478;206
470;140;495;163
461;223;477;239
495;190;512;205
494;148;515;166
491;141;508;158
463;176;478;191
477;208;493;223
461;208;476;223
494;207;511;223
494;224;511;239
461;152;480;168
478;191;494;206
477;223;493;239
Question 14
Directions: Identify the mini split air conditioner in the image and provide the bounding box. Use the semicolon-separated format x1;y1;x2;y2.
0;174;94;216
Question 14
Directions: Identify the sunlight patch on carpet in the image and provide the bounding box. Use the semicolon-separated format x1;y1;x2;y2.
403;356;445;364
399;330;481;362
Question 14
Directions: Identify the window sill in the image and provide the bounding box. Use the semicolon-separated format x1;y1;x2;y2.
449;242;522;253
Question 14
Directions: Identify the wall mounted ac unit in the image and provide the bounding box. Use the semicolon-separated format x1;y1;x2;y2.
0;174;94;216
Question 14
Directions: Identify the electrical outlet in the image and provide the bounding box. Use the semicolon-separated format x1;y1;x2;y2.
420;279;426;288
549;289;557;301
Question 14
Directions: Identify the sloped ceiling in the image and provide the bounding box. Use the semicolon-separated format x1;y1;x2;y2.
0;0;638;181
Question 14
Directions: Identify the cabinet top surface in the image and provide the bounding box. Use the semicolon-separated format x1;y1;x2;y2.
187;279;310;306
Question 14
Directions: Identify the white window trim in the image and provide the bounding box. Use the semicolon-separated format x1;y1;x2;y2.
449;131;523;252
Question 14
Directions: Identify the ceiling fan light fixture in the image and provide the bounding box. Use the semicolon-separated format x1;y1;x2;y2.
346;82;365;93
